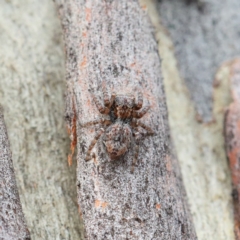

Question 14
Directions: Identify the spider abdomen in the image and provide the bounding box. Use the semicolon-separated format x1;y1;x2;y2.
103;122;132;160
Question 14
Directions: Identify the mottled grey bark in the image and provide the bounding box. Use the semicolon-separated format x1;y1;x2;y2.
0;107;30;240
55;0;197;239
158;0;240;122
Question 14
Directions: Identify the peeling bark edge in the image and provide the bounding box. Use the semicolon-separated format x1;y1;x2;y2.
55;0;197;239
224;59;240;240
0;106;30;240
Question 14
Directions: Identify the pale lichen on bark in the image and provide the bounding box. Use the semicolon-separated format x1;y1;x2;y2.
0;0;83;239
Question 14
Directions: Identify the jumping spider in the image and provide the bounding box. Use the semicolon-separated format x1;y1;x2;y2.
82;87;154;172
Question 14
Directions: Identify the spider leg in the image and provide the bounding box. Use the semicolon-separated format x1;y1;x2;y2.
131;140;140;173
134;91;143;110
81;118;111;128
130;119;154;173
102;83;116;108
109;92;116;107
133;104;150;119
85;128;105;161
103;84;111;107
92;95;110;114
132;120;154;136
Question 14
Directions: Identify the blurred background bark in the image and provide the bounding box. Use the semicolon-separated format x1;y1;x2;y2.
0;0;83;239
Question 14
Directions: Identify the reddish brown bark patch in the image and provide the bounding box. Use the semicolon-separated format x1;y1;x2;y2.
224;59;240;239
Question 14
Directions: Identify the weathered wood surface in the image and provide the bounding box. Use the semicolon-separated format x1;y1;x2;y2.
1;0;237;239
0;0;83;239
0;107;30;239
224;59;240;240
158;0;240;122
55;0;197;239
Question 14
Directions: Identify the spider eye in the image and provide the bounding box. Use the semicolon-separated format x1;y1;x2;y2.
126;99;134;108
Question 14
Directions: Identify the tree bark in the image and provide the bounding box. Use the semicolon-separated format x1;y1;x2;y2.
2;0;237;239
55;0;197;239
158;0;240;122
0;0;83;239
224;59;240;240
0;107;30;239
157;1;240;239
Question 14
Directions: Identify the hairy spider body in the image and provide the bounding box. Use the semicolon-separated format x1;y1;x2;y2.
113;94;135;120
83;87;153;172
103;122;132;159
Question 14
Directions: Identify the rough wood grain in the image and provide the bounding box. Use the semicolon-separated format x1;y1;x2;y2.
224;59;240;240
0;107;30;240
55;0;197;239
3;0;236;238
0;0;83;239
158;0;240;122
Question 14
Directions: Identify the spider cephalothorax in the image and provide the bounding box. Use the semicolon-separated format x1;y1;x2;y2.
113;94;135;120
82;87;153;172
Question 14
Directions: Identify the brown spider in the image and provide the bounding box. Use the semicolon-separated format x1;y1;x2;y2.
82;87;154;172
